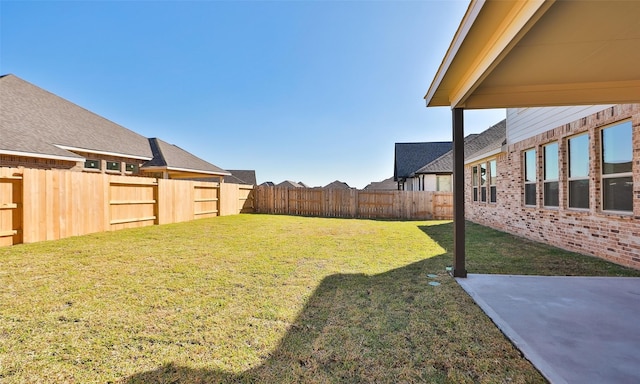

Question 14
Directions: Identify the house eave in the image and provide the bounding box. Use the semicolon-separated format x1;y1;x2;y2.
425;0;640;110
141;165;231;176
0;149;85;163
55;145;152;161
424;0;486;107
465;147;503;165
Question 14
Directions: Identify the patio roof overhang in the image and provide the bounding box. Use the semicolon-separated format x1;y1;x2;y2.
425;0;640;109
425;0;640;277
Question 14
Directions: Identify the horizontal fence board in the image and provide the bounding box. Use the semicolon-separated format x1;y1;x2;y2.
0;167;254;247
254;186;453;220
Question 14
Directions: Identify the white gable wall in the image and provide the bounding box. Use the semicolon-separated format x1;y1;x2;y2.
506;106;614;144
425;175;437;191
405;174;439;191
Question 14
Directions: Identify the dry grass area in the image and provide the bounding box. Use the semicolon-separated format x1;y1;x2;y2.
1;215;637;383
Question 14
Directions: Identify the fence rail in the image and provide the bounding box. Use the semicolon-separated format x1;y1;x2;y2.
0;167;254;246
254;186;453;220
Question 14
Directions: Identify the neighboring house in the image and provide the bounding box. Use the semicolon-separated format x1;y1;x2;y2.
224;170;257;186
412;121;506;193
276;180;304;188
259;181;275;187
394;142;452;191
414;154;454;192
0;74;229;180
364;177;397;191
324;180;351;189
465;105;639;269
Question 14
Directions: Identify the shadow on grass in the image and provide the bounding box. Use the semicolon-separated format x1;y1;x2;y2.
124;220;640;383
419;221;640;276
124;230;542;383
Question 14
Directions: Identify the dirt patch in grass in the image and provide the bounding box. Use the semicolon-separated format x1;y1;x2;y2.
3;215;634;383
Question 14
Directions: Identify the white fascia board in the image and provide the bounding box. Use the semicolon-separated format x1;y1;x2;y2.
167;166;231;176
424;0;486;105
55;145;153;161
0;149;85;163
142;165;231;176
465;147;502;165
449;0;553;108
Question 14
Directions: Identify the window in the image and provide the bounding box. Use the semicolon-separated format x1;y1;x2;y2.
125;163;138;173
489;159;497;203
543;142;559;207
84;159;101;170
568;134;589;209
601;121;633;212
480;163;487;202
436;175;451;192
472;166;478;201
524;149;536;206
106;161;121;172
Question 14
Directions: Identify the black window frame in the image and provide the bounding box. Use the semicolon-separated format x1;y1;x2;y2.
84;159;101;170
106;161;121;172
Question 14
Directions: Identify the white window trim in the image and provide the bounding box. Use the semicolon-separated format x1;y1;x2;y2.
567;133;590;211
524;148;537;207
489;159;497;204
600;120;633;215
543;142;559;208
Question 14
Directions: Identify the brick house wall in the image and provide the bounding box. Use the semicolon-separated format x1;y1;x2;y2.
1;152;146;176
0;154;82;171
466;104;640;269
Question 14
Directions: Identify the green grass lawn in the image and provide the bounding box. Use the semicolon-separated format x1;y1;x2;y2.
1;215;637;383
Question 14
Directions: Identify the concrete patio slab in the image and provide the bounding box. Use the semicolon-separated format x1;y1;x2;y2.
456;274;640;384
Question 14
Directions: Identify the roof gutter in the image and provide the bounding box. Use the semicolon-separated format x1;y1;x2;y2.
141;165;231;176
425;0;554;109
55;145;153;161
0;149;85;163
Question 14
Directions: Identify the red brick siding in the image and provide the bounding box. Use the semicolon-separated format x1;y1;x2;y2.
1;152;146;176
466;104;640;269
0;154;80;170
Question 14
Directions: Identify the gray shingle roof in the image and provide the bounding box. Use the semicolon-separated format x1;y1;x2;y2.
415;134;478;174
0;74;152;160
324;180;351;189
142;138;229;175
364;177;397;190
415;151;454;174
415;120;506;174
464;119;506;160
224;170;257;185
276;180;304;188
394;141;452;180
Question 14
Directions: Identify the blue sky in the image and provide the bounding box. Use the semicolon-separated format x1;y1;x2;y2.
1;0;504;188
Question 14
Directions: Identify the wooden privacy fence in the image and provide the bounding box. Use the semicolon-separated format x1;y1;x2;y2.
253;186;453;220
0;167;254;247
